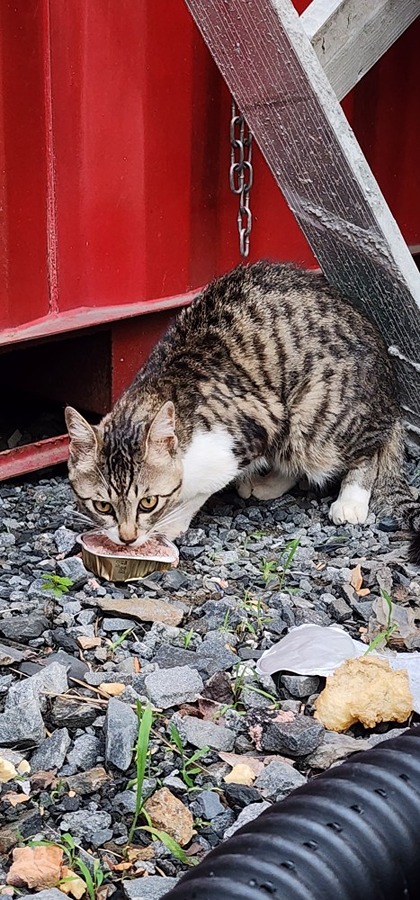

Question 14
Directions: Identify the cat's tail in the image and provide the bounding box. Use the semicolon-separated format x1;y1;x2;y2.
374;421;420;565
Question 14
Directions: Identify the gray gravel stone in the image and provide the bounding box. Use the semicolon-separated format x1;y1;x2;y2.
30;728;71;771
57;556;89;586
105;697;138;771
194;790;226;819
0;662;69;746
54;525;78;555
254;760;306;799
305;731;368;769
174;714;235;751
0;695;45;746
101;617;137;632
145;666;203;708
0;614;49;640
20;892;67;900
224;800;271;839
281;674;320;698
123;876;179;899
59;809;112;840
67;733;102;770
261;715;324;757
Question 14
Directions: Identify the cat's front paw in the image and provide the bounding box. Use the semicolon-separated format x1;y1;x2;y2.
329;491;369;526
237;479;252;499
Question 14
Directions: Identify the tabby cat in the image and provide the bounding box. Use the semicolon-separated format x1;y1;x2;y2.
65;261;420;563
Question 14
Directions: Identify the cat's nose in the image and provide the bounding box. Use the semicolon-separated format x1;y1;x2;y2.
118;526;137;545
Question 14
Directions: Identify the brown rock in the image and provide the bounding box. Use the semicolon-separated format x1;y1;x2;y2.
144;787;193;846
64;766;111;795
96;596;183;627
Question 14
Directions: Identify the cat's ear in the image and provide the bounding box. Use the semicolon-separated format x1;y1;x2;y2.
146;401;178;455
65;407;97;459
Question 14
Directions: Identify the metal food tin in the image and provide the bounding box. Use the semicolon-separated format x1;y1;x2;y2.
77;531;179;582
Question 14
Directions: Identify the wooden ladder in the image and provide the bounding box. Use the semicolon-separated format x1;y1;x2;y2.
184;0;420;442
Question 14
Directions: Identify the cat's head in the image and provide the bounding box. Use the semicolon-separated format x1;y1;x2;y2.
65;401;183;545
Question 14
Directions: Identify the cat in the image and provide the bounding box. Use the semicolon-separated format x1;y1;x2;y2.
65;260;420;563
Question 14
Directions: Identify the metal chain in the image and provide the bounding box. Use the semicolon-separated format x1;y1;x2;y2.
229;99;253;258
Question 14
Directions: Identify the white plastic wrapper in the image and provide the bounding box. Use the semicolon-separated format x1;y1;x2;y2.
256;624;420;713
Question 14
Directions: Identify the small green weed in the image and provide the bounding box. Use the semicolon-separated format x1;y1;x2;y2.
183;627;195;649
169;722;209;789
126;704;194;864
41;573;74;598
218;608;232;633
259;537;300;590
365;589;399;654
74;855;105;900
106;627;135;651
128;701;154;843
238;591;271;635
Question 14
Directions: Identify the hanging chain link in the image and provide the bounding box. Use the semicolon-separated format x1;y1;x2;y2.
229;100;253;258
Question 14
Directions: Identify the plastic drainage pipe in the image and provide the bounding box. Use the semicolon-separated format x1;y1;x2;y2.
163;725;420;899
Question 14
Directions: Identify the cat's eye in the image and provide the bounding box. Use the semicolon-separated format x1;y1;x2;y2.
93;500;113;515
139;495;159;512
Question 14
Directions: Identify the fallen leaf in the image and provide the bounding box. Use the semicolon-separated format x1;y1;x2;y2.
350;565;363;592
126;847;155;863
16;760;31;776
30;770;58;792
314;657;413;732
111;861;133;872
60;867;86;899
6;845;63;889
224;764;256;786
197;698;223;721
96;885;113;900
98;682;126;696
2;793;31;808
185;842;202;857
77;635;101;651
219;752;265;776
0;758;17;783
357;587;371;597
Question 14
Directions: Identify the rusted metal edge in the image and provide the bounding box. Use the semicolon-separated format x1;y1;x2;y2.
0;288;197;350
0;434;69;481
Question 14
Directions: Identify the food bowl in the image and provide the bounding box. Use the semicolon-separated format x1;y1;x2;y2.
78;530;179;582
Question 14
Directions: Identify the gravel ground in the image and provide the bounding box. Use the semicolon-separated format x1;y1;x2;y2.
0;456;419;900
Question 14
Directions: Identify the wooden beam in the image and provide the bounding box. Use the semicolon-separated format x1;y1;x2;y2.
301;0;420;100
184;0;420;436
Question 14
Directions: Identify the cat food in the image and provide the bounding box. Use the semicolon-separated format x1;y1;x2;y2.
78;531;179;582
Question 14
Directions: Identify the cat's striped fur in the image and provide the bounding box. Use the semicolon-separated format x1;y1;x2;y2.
65;261;420;562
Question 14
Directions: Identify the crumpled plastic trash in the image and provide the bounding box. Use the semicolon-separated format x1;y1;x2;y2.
256;624;420;713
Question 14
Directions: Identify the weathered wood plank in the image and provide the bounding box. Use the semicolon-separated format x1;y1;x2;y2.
184;0;420;437
301;0;420;100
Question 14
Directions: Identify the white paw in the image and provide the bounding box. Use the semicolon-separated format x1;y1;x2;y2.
329;494;369;525
237;479;252;499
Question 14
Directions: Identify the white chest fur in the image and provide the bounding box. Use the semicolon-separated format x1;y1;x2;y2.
180;429;240;500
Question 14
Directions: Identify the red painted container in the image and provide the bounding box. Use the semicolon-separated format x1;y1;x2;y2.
0;0;419;477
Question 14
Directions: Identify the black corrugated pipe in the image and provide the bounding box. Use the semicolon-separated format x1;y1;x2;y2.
163;725;420;899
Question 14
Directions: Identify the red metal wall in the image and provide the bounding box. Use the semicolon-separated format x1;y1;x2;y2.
1;0;419;344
